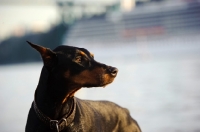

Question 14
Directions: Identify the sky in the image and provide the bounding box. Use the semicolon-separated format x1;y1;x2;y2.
0;0;60;40
0;0;119;41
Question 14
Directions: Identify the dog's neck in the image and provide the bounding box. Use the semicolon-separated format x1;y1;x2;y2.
35;67;78;120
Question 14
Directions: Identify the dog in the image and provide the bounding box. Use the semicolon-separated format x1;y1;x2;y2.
25;41;141;132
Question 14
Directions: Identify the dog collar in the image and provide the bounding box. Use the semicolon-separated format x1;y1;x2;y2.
33;97;76;132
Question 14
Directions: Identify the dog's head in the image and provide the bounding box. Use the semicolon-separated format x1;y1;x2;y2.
27;41;118;89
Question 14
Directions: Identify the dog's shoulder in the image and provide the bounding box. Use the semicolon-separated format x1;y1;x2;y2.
74;97;141;132
75;97;132;124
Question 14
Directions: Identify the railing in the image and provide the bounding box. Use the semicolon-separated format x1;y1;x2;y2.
64;2;200;44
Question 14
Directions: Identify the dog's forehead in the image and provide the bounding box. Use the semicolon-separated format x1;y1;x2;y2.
77;48;91;56
53;45;91;56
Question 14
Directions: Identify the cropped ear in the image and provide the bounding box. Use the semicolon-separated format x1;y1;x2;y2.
27;41;57;70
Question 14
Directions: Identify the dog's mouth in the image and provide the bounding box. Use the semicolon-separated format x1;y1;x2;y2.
82;73;116;88
99;73;116;87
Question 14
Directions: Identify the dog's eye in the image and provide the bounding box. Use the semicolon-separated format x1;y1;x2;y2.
75;56;82;63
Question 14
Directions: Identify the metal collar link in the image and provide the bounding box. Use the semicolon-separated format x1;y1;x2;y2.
50;120;59;132
50;118;67;132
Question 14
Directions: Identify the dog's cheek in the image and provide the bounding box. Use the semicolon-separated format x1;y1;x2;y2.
64;70;70;78
71;70;100;86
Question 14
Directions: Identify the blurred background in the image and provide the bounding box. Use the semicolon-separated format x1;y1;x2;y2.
0;0;200;131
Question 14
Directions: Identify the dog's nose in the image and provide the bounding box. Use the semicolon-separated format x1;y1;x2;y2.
108;67;118;77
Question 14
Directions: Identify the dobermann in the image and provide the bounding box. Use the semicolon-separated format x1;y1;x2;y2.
25;41;141;132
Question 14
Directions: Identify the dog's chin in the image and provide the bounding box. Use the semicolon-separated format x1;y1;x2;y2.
101;80;114;88
82;74;116;88
83;80;114;88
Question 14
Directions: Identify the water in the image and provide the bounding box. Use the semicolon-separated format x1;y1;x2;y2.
1;35;200;132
